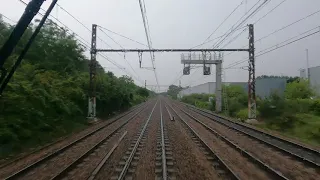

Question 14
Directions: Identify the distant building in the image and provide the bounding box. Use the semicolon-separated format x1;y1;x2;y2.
299;69;307;79
178;78;287;99
300;65;320;95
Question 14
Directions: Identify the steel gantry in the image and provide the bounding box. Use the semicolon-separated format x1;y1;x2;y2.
88;24;256;120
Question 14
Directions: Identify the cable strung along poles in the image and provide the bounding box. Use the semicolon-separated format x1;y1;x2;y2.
89;24;257;120
0;0;46;88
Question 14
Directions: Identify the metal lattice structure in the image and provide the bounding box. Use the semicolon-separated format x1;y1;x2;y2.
88;24;97;119
89;24;256;119
248;24;256;119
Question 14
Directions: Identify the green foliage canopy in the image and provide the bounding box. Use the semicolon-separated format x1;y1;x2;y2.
0;18;148;157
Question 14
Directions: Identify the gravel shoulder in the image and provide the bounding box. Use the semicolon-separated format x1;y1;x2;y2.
165;103;223;180
133;101;160;180
173;103;272;180
94;101;156;180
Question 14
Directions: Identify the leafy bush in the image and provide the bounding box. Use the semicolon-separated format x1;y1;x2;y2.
236;108;248;121
0;19;150;158
195;100;210;110
310;99;320;115
285;79;314;99
181;93;214;106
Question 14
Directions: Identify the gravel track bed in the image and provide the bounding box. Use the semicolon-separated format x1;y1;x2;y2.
164;103;222;180
173;104;272;180
133;101;160;180
64;106;150;180
0;104;145;178
2;103;148;180
0;104;143;169
182;104;320;180
94;101;156;180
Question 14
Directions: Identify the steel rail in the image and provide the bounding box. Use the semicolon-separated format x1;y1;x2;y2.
117;100;158;180
160;100;167;180
3;103;148;180
184;103;320;167
51;104;147;180
164;105;173;120
0;103;144;170
175;104;288;180
87;131;127;180
165;101;240;180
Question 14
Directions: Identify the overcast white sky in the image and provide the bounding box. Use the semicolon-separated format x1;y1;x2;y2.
1;0;320;92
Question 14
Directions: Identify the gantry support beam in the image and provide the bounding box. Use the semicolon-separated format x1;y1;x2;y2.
181;60;222;64
90;24;256;120
96;49;248;52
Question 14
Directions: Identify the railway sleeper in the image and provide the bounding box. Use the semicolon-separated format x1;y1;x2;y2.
111;126;149;180
184;124;231;179
155;129;176;180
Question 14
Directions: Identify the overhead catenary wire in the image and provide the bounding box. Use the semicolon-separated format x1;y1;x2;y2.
17;0;91;48
98;27;144;84
224;27;320;69
16;0;145;86
200;0;246;46
214;0;269;48
253;0;288;24
98;25;148;47
176;0;260;87
224;8;320;57
0;13;17;24
174;0;247;86
54;1;149;62
138;0;160;91
221;27;248;48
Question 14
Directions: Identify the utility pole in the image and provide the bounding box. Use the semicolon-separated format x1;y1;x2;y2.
145;80;147;89
215;53;222;112
88;24;97;120
179;80;181;87
248;24;256;119
306;49;311;85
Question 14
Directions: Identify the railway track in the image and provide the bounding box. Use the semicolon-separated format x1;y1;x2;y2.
111;100;158;180
0;103;144;170
155;100;175;180
166;102;240;180
173;103;288;180
182;102;320;168
2;102;149;180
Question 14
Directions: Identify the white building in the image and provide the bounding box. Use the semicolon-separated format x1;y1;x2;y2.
178;78;287;99
301;65;320;95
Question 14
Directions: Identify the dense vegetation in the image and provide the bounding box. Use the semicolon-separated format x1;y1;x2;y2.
0;18;149;158
178;78;320;146
166;85;184;99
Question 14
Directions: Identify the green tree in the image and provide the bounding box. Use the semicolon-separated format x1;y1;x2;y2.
285;79;314;99
167;85;183;99
136;87;149;97
0;19;151;157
